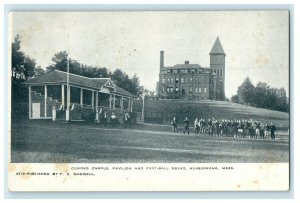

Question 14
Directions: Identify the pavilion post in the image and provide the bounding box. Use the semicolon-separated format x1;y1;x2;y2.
80;88;83;107
91;90;95;111
121;96;123;110
130;97;133;112
113;94;116;109
28;85;32;119
61;84;65;110
44;85;47;117
66;58;70;121
109;94;112;109
95;91;99;121
128;97;131;111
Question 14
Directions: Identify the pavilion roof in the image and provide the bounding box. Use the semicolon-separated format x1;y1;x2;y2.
25;70;136;97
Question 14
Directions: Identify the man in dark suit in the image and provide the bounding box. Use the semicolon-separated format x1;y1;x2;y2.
183;117;189;135
270;122;276;140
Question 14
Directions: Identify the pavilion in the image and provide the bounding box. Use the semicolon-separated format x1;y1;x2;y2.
24;70;136;122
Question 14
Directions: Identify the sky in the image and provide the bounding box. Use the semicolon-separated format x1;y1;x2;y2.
10;11;289;98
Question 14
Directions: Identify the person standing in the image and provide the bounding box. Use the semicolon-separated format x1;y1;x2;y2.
194;118;198;135
124;112;131;128
270;122;276;140
183;117;189;135
171;116;178;133
264;123;270;139
111;112;117;128
102;111;107;128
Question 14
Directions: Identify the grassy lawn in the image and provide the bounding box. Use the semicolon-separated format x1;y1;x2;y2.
11;119;289;163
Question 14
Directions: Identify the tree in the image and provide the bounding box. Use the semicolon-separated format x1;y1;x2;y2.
46;51;69;72
11;34;37;80
46;51;110;78
35;66;46;76
11;35;25;79
275;88;288;111
130;74;142;96
253;82;270;108
232;78;289;112
237;77;255;105
110;69;142;96
23;56;36;80
230;95;239;103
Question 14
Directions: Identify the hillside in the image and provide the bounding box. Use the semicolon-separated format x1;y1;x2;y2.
133;100;289;128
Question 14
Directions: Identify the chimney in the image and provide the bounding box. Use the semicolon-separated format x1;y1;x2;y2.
160;51;164;69
184;61;189;65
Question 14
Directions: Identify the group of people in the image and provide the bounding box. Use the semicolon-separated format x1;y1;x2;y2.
171;117;277;140
98;110;131;129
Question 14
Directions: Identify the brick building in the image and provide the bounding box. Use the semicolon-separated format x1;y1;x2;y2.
158;37;226;100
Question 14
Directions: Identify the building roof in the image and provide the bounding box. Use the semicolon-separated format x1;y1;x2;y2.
25;70;136;97
172;64;203;69
209;37;225;55
162;64;210;71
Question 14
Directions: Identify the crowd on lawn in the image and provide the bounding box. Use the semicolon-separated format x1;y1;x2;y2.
171;117;277;140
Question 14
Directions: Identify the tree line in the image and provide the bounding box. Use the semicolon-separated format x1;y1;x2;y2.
11;34;148;104
231;77;289;112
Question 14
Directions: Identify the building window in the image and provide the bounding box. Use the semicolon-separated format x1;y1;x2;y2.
189;78;193;83
191;69;195;73
162;87;165;93
175;87;179;93
174;69;178;74
175;78;179;83
189;86;192;93
170;78;174;83
162;78;165;83
181;78;184;83
204;87;207;93
199;87;202;93
194;87;198;93
167;78;170;83
166;87;174;93
167;69;172;74
185;69;188;73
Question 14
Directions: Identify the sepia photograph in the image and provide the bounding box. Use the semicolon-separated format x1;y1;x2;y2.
8;10;290;191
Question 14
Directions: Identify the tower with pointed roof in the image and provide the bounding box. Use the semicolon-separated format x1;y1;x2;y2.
210;37;226;101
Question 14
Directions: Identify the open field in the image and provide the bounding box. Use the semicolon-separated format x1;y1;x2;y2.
133;100;289;128
11;119;289;163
